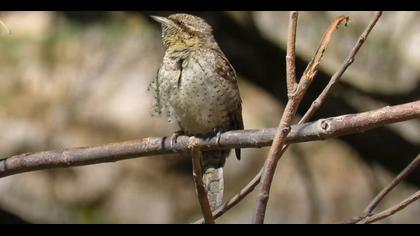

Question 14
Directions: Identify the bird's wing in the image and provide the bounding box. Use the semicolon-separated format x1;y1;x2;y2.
212;48;244;160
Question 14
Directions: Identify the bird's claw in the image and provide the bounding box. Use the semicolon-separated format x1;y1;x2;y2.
213;128;223;148
216;131;222;147
170;130;184;150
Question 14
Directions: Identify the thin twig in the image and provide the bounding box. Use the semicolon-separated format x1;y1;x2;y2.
252;11;301;223
343;154;420;224
195;11;383;224
360;190;420;224
286;11;298;97
253;14;349;224
301;11;382;122
189;138;215;224
363;154;420;216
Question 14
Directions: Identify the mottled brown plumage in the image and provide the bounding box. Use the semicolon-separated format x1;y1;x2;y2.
149;13;243;210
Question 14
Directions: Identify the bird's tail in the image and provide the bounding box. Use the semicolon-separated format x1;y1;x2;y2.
202;150;229;211
203;167;224;211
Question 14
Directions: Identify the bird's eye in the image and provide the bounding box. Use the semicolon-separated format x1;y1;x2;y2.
172;19;182;27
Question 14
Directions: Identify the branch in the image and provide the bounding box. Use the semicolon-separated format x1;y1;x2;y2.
189;138;215;224
0;100;418;179
286;11;298;97
253;14;349;224
360;190;420;224
343;154;420;224
197;11;383;224
363;154;420;216
301;11;382;122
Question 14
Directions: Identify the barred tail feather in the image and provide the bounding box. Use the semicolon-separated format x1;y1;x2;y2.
203;167;224;211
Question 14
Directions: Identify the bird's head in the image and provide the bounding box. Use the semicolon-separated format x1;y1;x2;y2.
151;13;215;51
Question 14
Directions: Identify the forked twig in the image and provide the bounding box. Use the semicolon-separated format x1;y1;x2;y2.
343;154;420;224
301;11;382;122
363;154;420;217
195;11;383;224
360;191;420;224
253;14;349;224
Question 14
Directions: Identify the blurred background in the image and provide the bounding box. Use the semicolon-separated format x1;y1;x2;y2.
0;11;419;224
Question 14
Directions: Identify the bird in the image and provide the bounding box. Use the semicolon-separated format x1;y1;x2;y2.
149;13;244;211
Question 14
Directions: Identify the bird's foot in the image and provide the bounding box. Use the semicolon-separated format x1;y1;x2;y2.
170;130;185;150
213;128;224;148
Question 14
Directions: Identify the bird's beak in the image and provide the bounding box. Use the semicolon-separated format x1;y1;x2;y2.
150;15;171;25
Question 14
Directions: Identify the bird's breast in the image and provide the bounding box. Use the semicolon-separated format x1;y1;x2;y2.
169;66;231;135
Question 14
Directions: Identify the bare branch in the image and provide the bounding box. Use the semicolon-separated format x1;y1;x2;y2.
343;154;420;224
363;154;420;216
189;138;215;224
301;15;349;83
360;190;420;224
0;100;419;179
286;11;298;97
301;11;382;122
253;14;349;224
